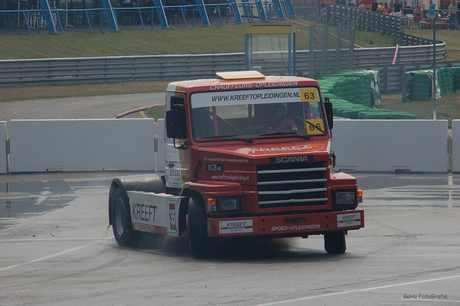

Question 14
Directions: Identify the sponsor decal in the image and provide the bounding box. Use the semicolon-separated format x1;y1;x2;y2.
203;157;249;164
337;212;362;228
219;220;253;234
211;174;250;182
169;203;177;231
132;222;156;232
206;163;223;172
271;224;321;232
209;81;299;91
167;166;185;186
248;144;312;154
169;168;181;177
132;223;167;235
193;88;303;108
283;217;308;224
269;155;313;164
300;88;319;102
131;203;156;223
210;91;300;102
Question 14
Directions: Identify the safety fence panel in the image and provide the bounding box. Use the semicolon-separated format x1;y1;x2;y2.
8;118;155;173
0;122;6;174
452;120;460;173
312;4;439;46
0;119;454;173
157;118;165;173
332;119;448;172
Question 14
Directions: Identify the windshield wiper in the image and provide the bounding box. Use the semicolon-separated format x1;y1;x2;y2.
199;134;253;143
259;131;310;140
260;131;296;136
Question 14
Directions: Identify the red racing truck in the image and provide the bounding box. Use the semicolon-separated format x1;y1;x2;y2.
108;71;364;258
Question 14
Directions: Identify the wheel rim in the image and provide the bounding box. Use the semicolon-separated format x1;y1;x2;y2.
114;198;126;237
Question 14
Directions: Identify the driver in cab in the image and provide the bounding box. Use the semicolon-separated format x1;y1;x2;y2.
263;103;297;132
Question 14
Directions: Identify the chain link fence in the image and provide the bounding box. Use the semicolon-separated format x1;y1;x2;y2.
308;11;356;79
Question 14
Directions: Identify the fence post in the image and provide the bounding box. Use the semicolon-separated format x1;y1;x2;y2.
101;0;119;31
229;0;242;23
153;0;169;28
400;65;407;103
309;25;315;78
383;66;389;93
38;0;57;33
195;0;210;26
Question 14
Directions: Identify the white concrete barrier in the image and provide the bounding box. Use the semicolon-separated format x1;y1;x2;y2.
9;119;155;173
452;120;460;173
0;122;7;174
157;119;165;172
332;120;448;172
2;119;451;174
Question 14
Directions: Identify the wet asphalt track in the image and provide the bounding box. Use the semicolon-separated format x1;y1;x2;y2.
0;95;459;305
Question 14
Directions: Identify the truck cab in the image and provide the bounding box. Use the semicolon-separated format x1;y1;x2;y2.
108;71;364;258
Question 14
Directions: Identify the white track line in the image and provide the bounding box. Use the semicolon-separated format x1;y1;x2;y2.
256;274;460;305
0;238;112;273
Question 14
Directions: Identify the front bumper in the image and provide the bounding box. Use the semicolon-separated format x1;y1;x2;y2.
207;210;364;237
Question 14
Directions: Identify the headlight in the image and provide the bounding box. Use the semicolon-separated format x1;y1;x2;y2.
333;191;357;205
208;196;241;212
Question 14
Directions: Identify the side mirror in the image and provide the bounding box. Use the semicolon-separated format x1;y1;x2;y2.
166;109;187;139
324;98;333;130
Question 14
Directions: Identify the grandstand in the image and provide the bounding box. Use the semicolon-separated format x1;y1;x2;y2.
0;0;295;34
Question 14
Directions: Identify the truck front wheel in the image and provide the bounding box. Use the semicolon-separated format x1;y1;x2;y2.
112;188;140;247
188;197;217;259
324;230;346;254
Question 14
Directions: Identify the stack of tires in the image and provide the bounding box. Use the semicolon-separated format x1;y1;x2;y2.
454;66;460;91
407;67;459;101
329;98;367;118
319;71;416;120
407;71;432;101
319;71;374;107
437;67;455;95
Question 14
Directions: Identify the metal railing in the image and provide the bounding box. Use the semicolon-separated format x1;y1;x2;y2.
0;5;236;34
0;43;448;91
0;0;290;34
296;4;444;47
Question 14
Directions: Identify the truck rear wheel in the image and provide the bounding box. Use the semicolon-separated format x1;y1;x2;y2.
324;230;346;254
112;188;140;247
188;197;217;259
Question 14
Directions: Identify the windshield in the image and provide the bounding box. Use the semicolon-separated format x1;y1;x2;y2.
190;87;327;142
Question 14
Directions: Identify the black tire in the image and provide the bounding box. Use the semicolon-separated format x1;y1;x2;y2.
111;188;140;247
324;230;346;254
188;197;217;259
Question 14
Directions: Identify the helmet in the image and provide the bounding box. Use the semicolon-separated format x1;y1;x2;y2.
273;103;288;116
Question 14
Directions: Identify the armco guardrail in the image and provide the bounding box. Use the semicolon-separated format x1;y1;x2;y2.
0;53;246;87
353;44;446;67
0;44;447;88
357;61;460;93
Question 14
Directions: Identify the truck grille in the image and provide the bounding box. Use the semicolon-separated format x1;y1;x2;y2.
257;162;328;208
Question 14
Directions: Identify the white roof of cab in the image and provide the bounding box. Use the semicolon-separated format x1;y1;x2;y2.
216;71;265;80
